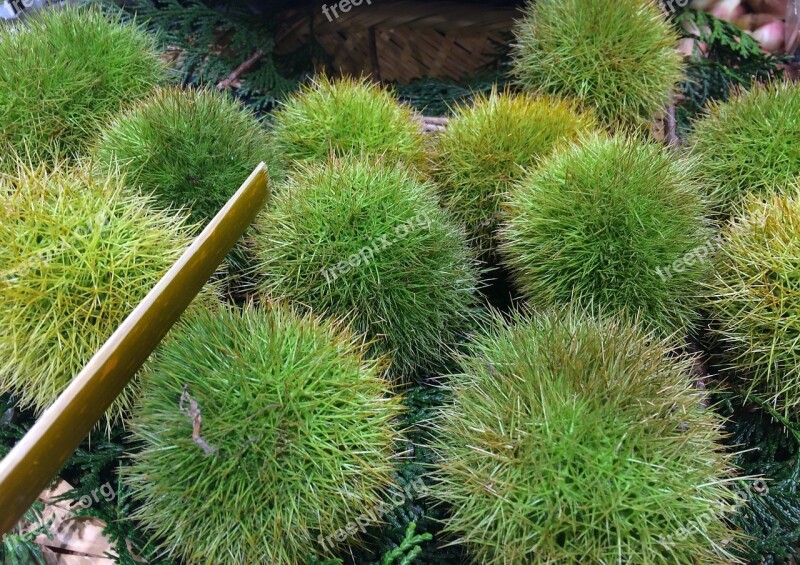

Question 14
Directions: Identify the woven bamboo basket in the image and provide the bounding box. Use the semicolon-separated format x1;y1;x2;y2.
275;1;519;82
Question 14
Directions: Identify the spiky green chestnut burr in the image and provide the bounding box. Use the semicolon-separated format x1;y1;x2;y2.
0;164;212;425
499;133;711;337
94;86;279;226
251;156;480;378
707;188;800;414
431;309;742;564
271;75;426;168
429;90;597;256
690;82;800;216
0;6;164;172
124;303;403;564
511;0;683;130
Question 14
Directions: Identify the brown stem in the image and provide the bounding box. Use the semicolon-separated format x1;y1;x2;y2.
217;48;265;90
179;384;217;456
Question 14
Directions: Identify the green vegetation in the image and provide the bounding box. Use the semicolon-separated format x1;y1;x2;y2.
431;310;741;564
124;304;403;564
690;82;800;215
271;76;427;168
0;164;205;426
94;86;279;226
251;156;480;378
707;188;800;414
500;133;710;337
0;5;163;172
511;0;683;129
672;8;784;138
429;90;596;256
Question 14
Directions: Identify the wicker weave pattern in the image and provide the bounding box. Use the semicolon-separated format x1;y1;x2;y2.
276;1;518;82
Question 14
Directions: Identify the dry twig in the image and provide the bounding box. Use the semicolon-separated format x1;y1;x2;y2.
217;48;265;90
179;384;217;455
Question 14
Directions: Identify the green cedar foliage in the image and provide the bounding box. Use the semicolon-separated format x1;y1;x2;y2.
720;395;800;563
672;7;785;138
117;0;321;112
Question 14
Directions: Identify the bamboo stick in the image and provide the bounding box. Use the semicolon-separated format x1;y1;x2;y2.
0;163;270;534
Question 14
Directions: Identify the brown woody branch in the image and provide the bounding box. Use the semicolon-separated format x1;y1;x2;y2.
179;384;217;456
217;48;265;90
